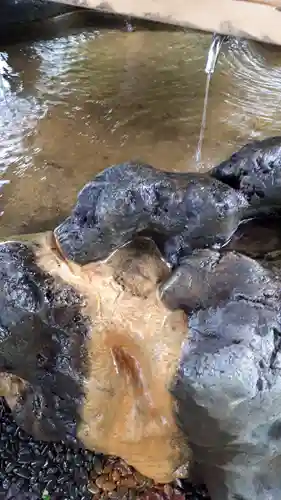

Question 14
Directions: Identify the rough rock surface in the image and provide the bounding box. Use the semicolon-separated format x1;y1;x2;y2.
0;238;89;445
0;234;189;484
224;216;281;258
54;162;248;266
160;247;280;312
166;248;281;500
2;139;281;500
210;135;281;217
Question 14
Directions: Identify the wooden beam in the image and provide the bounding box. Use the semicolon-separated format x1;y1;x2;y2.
238;0;281;8
47;0;281;46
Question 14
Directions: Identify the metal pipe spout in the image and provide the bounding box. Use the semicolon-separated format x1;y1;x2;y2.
205;33;229;75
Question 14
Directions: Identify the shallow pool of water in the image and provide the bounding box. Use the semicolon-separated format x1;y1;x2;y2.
1;13;281;238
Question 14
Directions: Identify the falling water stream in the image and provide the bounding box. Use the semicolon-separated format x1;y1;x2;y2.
196;33;229;163
195;72;211;164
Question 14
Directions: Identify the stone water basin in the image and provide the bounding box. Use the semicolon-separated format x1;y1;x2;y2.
1;10;281;500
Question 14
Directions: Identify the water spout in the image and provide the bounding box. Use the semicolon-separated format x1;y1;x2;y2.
205;33;229;75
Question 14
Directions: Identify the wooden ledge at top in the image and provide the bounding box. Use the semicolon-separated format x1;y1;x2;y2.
47;0;281;46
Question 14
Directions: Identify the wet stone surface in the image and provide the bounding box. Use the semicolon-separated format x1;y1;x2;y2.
0;239;90;445
54;162;248;266
210;136;281;217
4;138;281;499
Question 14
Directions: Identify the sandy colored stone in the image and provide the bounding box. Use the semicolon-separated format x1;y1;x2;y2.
0;232;190;484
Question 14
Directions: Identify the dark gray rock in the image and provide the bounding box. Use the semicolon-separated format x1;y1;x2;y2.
0;240;89;444
224;216;281;258
210;136;281;217
170;248;281;500
160;248;280;312
54;161;248;266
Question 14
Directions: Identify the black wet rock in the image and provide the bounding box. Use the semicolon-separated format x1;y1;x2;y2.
210;136;281;217
160;248;280;313
54;161;248;266
170;248;281;500
0;240;90;443
181;482;210;500
224;216;281;258
0;397;95;500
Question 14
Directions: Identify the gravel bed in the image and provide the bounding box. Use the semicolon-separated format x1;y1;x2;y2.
0;398;210;500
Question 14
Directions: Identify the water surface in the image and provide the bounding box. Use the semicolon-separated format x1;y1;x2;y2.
1;14;281;237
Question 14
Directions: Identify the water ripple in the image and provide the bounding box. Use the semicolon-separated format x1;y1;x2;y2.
219;38;281;136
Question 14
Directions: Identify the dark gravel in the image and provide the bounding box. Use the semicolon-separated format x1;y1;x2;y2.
0;398;95;500
0;397;210;500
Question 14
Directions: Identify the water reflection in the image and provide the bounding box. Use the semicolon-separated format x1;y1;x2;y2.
220;38;281;135
1;18;281;238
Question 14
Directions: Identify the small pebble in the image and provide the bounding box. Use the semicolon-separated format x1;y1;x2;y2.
89;483;100;495
119;477;137;488
128;490;137;500
101;480;117;492
93;456;103;475
96;474;110;489
115;486;129;498
103;463;114;474
164;484;173;496
112;470;121;482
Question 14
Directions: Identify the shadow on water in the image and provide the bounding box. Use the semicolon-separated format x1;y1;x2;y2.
0;9;181;46
1;10;281;237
